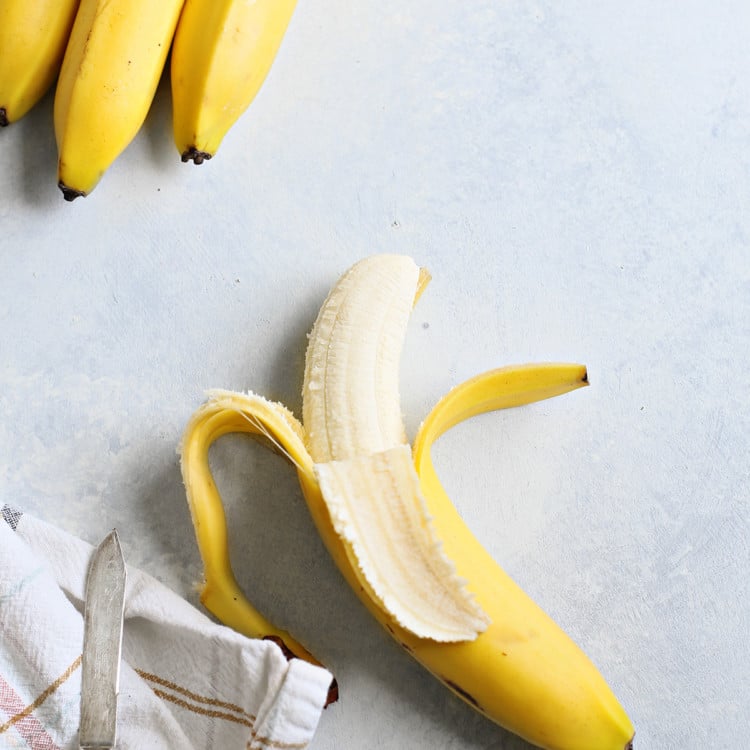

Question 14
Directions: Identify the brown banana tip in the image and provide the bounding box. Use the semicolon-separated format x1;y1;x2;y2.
0;108;8;127
262;635;339;707
58;181;86;202
181;146;212;165
625;734;635;750
263;634;297;661
582;368;589;384
324;677;339;707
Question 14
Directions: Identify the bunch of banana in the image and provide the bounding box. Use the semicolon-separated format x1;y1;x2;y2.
0;0;296;198
180;254;636;749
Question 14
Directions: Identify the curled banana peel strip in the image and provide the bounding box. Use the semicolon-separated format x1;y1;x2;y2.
179;255;635;749
179;391;340;704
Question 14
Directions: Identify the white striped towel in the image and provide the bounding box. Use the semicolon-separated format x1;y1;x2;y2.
0;505;333;750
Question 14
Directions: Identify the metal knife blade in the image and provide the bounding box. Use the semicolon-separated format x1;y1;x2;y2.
79;530;126;750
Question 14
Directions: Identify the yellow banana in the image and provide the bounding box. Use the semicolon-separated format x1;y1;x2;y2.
179;255;635;749
54;0;185;200
179;390;339;705
170;0;297;164
0;0;80;126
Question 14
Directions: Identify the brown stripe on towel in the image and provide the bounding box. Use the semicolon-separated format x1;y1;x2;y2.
135;668;257;722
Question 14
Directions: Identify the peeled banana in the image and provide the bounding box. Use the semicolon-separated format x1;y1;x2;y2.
54;0;185;200
180;255;635;749
171;0;297;164
0;0;80;126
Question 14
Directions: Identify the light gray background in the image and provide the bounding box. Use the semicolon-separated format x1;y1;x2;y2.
1;1;748;748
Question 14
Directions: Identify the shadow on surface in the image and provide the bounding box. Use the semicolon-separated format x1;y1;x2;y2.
18;88;60;207
140;66;180;174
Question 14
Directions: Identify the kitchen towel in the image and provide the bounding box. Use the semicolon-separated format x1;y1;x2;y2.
0;505;333;750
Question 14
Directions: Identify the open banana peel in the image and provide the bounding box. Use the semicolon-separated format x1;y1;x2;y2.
179;254;635;750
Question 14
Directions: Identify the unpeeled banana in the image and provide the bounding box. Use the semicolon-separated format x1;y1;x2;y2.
180;255;635;749
0;0;80;127
54;0;186;200
171;0;297;164
3;0;298;195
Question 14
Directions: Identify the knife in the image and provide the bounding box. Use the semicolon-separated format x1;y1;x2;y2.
79;530;127;750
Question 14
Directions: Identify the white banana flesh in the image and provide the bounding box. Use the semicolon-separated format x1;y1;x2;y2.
304;254;490;641
315;445;489;641
303;254;418;463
